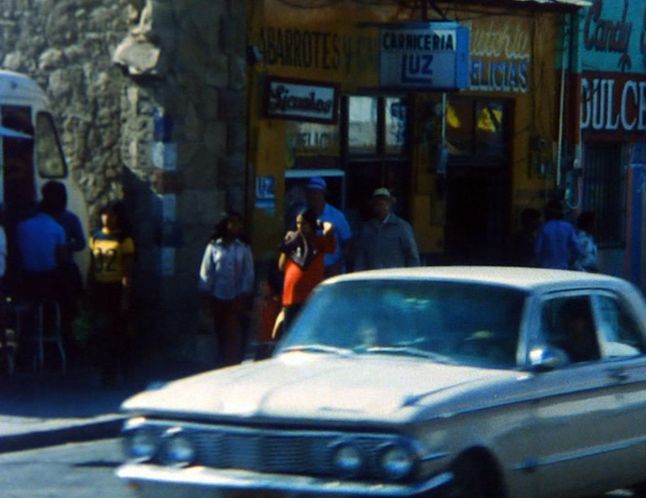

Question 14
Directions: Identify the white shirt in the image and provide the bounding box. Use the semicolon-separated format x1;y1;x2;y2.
199;238;254;300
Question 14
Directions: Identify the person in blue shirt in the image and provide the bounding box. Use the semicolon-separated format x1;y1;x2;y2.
573;211;598;272
534;200;581;270
41;182;86;256
40;181;87;364
305;177;352;277
16;198;66;299
40;181;86;294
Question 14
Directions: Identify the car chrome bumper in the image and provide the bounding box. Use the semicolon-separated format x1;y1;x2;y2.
117;463;453;497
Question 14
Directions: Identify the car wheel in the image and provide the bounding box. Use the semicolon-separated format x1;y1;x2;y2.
633;481;646;498
445;455;495;498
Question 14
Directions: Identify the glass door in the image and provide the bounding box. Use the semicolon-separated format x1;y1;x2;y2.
343;95;411;233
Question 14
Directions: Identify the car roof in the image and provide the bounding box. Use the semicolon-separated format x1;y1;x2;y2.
325;266;628;292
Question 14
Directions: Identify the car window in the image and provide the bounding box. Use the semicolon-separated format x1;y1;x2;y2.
278;280;527;369
594;294;644;358
541;296;601;364
35;112;67;178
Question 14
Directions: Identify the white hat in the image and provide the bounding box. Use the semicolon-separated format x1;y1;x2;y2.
372;187;394;200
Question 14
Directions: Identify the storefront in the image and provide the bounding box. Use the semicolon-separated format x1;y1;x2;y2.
573;0;646;283
247;0;584;268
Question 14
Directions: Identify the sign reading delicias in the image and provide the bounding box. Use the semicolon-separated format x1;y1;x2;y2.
266;78;338;123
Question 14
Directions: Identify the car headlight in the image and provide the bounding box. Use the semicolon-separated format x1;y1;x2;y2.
123;429;158;462
162;431;196;467
380;443;416;480
331;442;364;477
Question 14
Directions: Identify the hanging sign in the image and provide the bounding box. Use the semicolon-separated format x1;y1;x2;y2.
266;77;339;123
379;22;470;90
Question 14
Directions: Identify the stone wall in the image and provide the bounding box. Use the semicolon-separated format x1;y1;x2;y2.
1;0;248;365
1;0;131;211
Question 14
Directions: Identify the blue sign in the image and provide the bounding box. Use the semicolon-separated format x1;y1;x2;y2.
379;22;470;90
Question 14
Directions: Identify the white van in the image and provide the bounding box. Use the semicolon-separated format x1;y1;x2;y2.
0;69;90;283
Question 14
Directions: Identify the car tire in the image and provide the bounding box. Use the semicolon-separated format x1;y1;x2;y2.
633;481;646;498
445;454;497;498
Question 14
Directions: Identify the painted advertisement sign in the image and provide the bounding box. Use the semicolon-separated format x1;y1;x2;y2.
580;72;646;137
256;24;380;85
579;0;646;135
466;16;531;93
266;78;339;123
379;22;470;90
580;0;646;72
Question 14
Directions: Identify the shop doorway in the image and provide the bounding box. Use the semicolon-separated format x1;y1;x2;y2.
342;95;411;233
445;166;510;264
444;97;512;264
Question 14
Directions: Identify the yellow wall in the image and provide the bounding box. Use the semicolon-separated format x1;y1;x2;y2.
248;0;562;258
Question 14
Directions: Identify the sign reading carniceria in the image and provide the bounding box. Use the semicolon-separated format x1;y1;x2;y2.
379;22;470;90
266;78;339;123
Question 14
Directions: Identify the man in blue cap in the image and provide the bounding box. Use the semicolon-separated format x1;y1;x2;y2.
305;176;352;277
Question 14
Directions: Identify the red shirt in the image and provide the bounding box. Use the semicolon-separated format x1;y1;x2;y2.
257;296;281;342
282;234;335;306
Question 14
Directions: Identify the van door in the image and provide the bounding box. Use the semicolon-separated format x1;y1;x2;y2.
2;105;35;223
532;293;629;497
1;105;35;292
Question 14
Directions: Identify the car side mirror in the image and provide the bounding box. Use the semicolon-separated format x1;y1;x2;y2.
528;346;564;372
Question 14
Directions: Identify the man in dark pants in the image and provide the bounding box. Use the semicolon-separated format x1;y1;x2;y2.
15;196;67;369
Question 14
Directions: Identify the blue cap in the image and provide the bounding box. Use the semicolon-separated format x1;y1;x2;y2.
305;177;327;192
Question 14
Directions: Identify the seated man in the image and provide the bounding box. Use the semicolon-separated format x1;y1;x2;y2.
557;298;601;364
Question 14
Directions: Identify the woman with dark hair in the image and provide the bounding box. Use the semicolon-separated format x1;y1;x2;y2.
199;211;254;366
89;200;136;386
278;208;335;335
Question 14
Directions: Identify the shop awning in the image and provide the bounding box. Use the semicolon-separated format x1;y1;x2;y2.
509;0;591;7
0;125;31;139
447;0;591;9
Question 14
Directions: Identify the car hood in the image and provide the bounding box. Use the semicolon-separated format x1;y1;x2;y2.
122;353;518;423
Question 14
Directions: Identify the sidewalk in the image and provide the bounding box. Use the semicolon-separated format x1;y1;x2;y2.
0;360;205;454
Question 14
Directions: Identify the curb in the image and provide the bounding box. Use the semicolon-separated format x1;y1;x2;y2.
0;415;126;454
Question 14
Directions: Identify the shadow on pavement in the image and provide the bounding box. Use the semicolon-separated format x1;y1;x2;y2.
0;360;206;419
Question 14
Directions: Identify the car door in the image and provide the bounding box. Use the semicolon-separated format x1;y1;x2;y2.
529;292;628;498
589;290;646;488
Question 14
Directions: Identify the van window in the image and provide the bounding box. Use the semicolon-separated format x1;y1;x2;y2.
35;112;67;178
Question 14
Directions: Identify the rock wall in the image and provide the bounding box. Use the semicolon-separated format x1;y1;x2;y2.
1;0;131;211
1;0;248;365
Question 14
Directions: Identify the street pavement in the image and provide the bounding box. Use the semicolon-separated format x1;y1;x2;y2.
0;359;205;454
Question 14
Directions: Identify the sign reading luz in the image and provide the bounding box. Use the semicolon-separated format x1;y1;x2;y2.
379;22;470;90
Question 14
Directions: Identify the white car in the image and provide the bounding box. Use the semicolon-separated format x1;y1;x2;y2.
117;267;646;498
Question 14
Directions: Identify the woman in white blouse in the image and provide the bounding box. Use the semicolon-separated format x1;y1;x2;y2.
199;211;254;366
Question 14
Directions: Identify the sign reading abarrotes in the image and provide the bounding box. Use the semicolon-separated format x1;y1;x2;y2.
380;22;470;90
266;78;338;124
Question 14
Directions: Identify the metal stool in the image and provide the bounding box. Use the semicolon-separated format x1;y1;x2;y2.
3;298;30;377
33;299;66;374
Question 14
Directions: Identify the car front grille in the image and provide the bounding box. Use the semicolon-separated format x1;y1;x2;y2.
193;430;325;474
140;420;405;479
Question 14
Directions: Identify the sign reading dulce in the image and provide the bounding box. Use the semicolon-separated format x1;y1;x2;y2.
266;78;338;123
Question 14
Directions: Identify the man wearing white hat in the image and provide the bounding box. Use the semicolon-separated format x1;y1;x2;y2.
354;187;420;270
305;176;352;277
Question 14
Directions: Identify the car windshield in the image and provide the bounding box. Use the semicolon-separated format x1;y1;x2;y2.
278;280;527;369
